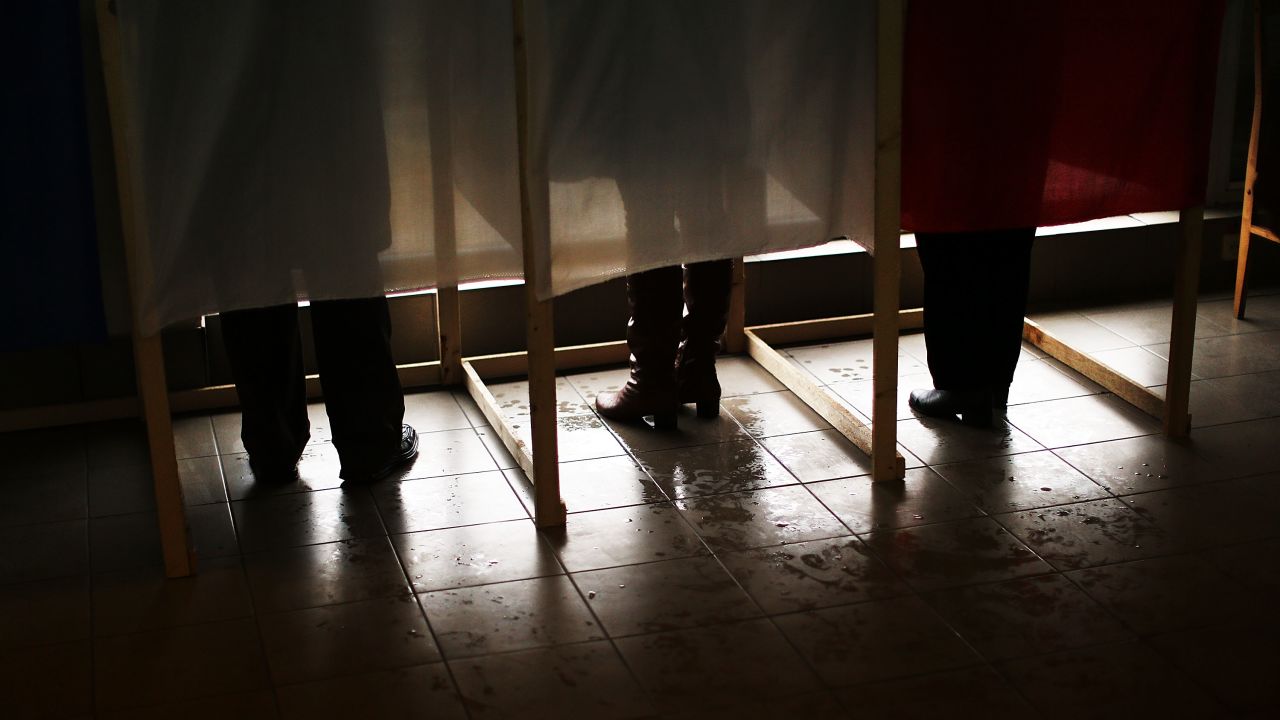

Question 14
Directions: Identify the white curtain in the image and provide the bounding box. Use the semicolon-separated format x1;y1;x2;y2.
114;1;875;333
522;0;876;298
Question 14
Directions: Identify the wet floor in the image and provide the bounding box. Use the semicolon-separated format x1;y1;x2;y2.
2;291;1280;718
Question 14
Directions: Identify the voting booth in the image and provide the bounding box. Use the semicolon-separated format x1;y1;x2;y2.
14;0;1224;575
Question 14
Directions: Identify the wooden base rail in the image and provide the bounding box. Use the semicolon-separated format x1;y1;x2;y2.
1022;319;1168;421
745;329;905;479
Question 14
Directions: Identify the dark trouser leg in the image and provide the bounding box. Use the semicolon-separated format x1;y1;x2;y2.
916;229;1034;391
913;229;1035;426
981;229;1035;392
596;266;683;427
916;234;983;391
220;304;310;474
309;297;404;478
677;259;733;415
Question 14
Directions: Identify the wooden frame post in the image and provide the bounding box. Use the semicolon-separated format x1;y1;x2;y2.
510;0;565;527
436;287;463;384
1163;207;1203;438
425;7;464;385
724;258;747;354
94;0;193;577
1022;209;1202;438
871;0;906;482
711;1;909;481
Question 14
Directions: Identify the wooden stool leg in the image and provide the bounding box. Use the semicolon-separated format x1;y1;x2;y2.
1235;230;1253;320
1237;0;1263;319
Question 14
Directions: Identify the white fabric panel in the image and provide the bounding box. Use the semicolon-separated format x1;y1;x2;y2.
523;0;876;299
115;1;524;333
115;1;875;331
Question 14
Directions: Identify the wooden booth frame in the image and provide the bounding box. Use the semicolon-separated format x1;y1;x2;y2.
23;0;1199;578
459;0;912;542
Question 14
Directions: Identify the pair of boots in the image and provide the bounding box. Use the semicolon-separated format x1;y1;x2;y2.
595;261;733;429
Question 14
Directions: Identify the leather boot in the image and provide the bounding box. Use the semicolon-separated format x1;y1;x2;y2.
676;260;733;418
596;267;683;428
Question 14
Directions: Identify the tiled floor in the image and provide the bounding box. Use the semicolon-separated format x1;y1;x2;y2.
3;291;1280;718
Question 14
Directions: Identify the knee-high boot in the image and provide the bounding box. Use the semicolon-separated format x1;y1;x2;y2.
676;260;732;418
596;266;683;428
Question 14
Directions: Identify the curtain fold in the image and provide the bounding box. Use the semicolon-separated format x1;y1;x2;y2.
114;1;1223;333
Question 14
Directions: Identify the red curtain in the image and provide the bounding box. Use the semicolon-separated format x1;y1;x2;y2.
902;0;1227;233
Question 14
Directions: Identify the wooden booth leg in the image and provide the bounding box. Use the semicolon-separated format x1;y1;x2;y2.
425;6;464;386
1163;206;1203;438
134;333;195;577
871;0;906;482
436;287;464;385
522;295;565;527
724;258;747;355
1028;207;1202;438
511;0;565;527
96;0;193;577
741;0;908;482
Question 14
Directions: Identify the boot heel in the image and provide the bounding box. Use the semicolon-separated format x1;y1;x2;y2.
651;412;678;430
695;399;719;418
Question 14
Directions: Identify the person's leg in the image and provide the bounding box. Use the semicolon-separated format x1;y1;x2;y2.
676;259;733;417
978;229;1036;408
910;232;992;426
917;233;989;388
220;304;309;481
595;266;684;428
599;165;684;428
309;296;412;481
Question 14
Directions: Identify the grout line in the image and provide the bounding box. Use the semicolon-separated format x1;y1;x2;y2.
14;345;1280;713
367;487;474;720
82;445;99;714
208;409;286;719
539;388;812;708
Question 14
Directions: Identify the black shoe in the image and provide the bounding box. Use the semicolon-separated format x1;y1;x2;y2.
908;388;993;428
342;424;419;484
